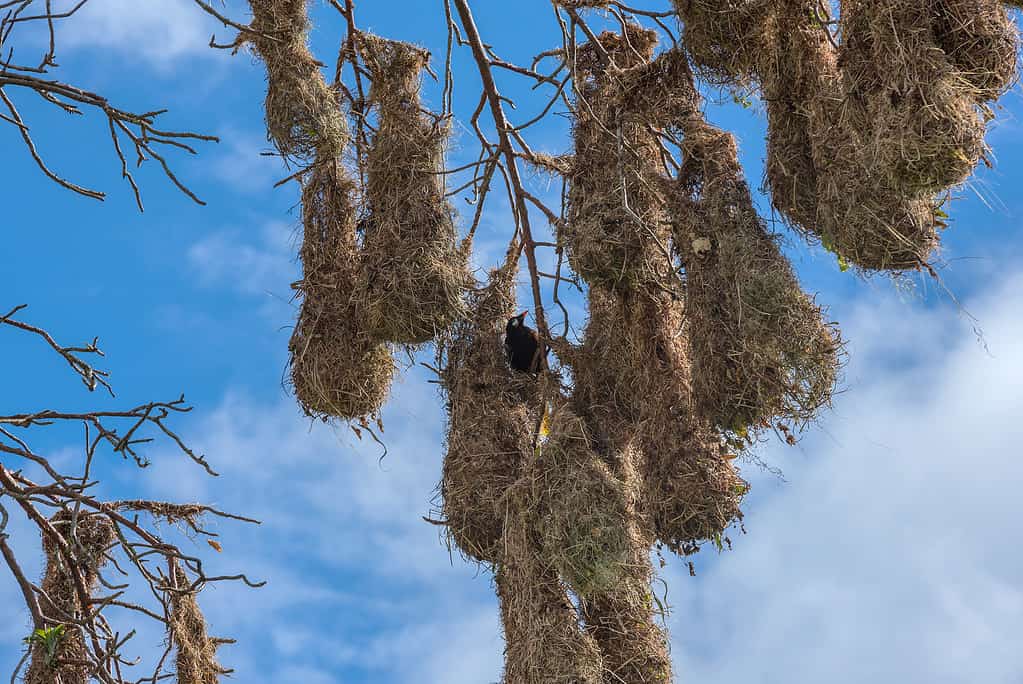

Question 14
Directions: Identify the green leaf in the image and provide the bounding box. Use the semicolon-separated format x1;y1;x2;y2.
837;255;850;272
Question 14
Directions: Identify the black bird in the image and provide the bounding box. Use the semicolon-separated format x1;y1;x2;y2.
505;310;543;373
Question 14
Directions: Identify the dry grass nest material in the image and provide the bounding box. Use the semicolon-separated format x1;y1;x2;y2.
760;0;833;232
564;25;673;292
249;0;346;162
532;407;634;599
932;0;1020;100
168;561;227;684
289;163;394;420
575;287;746;547
358;34;468;345
759;1;941;272
497;481;604;684
438;264;535;563
839;0;988;196
641;414;747;551
673;119;841;432
575;446;673;684
610;47;700;129
673;0;773;87
27;511;114;684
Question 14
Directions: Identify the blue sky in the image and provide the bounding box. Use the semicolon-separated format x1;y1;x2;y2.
2;2;1022;682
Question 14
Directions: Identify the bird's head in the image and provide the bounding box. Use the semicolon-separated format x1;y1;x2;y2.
507;310;528;331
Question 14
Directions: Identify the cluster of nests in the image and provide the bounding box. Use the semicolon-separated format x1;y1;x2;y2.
679;0;1020;270
249;0;469;422
245;0;1018;680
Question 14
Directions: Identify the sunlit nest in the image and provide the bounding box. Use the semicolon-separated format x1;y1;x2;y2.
26;511;114;684
357;34;469;345
289;163;394;421
931;0;1019;102
168;560;227;684
496;479;604;684
759;0;833;233
249;0;346;163
563;25;673;293
759;1;941;272
437;263;536;564
672;0;773;87
673;118;842;433
531;406;634;600
839;0;987;196
641;414;748;552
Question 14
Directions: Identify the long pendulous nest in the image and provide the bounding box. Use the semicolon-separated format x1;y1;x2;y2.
438;263;534;564
358;35;468;345
248;0;346;163
672;117;842;433
576;446;673;684
26;511;114;684
497;479;604;684
562;24;672;292
671;0;773;87
574;288;746;549
289;161;394;420
168;560;227;684
760;0;942;272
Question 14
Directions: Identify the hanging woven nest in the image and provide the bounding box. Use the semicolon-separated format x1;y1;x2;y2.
358;35;469;345
438;263;535;563
248;0;346;163
562;24;672;293
839;0;987;196
760;0;831;232
168;560;227;684
289;162;395;420
672;118;841;432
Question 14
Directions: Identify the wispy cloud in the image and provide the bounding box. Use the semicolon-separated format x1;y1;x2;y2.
187;221;298;298
55;0;239;67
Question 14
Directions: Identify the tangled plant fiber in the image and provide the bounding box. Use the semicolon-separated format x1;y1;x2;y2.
248;0;346;163
289;162;395;420
760;0;942;271
673;117;841;433
672;0;773;87
931;0;1019;101
563;25;672;292
168;560;226;684
358;34;468;345
438;262;534;563
839;0;987;196
532;406;633;600
497;481;604;684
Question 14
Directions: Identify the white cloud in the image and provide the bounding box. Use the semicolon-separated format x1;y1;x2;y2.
54;0;240;66
187;220;298;299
